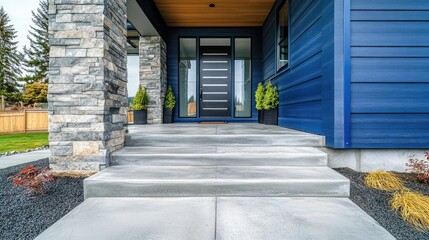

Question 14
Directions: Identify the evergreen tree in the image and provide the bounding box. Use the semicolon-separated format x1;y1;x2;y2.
22;0;49;83
0;7;22;101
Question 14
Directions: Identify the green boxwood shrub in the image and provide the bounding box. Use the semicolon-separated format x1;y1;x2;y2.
255;82;265;111
164;85;176;110
263;81;279;110
132;85;148;110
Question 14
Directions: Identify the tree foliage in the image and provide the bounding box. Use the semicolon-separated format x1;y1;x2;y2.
22;0;49;83
263;81;279;110
23;81;48;103
164;85;176;110
255;82;265;110
132;85;149;110
0;7;22;100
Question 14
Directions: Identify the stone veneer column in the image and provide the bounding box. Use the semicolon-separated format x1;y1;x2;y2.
48;0;128;173
139;36;167;124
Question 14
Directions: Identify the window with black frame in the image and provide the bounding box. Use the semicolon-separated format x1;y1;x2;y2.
277;0;289;70
179;38;197;118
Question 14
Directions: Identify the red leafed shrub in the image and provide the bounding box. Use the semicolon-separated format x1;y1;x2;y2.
10;166;55;195
406;152;429;183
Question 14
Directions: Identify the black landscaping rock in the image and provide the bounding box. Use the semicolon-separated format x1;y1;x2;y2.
0;159;84;240
335;168;429;240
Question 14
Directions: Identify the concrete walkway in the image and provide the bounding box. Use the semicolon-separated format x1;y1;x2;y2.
0;150;50;169
36;197;394;240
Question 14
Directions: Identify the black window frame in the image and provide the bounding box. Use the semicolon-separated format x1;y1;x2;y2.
276;0;290;71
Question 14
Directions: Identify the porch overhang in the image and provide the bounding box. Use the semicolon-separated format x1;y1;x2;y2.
153;0;276;27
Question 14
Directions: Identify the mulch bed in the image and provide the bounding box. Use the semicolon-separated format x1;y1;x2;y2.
0;159;84;240
335;168;429;240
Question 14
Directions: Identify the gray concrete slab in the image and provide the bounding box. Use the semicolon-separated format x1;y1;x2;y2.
126;123;325;147
111;146;328;166
36;197;394;240
35;197;216;240
216;197;395;240
84;166;349;198
0;149;49;169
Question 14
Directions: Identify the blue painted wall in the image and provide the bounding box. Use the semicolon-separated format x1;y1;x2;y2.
349;0;429;148
262;0;346;148
166;28;263;122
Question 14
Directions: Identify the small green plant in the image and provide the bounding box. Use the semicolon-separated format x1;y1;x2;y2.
132;85;148;110
10;166;55;196
164;85;176;110
263;81;279;110
255;82;265;110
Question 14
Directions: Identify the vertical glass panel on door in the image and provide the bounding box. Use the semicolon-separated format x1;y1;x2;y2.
234;38;252;118
179;38;197;118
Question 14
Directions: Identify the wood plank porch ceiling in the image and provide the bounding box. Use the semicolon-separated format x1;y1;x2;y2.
153;0;276;27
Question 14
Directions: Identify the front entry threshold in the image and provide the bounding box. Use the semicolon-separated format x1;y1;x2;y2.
199;121;228;124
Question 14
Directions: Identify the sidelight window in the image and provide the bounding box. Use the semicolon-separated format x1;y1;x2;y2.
234;38;252;118
179;38;197;117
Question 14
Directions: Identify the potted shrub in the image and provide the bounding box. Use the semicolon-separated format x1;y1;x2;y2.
163;85;176;124
263;81;279;125
255;82;265;124
131;85;149;125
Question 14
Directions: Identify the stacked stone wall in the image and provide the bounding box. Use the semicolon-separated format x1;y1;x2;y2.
48;0;127;172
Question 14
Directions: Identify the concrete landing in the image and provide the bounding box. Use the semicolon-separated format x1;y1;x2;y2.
84;166;349;198
111;146;328;166
125;123;325;147
35;197;395;240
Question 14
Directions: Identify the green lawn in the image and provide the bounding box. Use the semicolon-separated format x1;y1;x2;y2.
0;132;49;153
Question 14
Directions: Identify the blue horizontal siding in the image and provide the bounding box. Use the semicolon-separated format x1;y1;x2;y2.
351;0;429;10
262;0;325;135
351;114;429;148
351;22;429;47
351;58;429;83
351;83;429;113
350;0;429;148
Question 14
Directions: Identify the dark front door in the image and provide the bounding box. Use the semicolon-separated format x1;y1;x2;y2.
199;46;232;118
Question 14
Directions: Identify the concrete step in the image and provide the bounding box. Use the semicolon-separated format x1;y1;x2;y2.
125;123;325;147
84;166;349;198
111;146;328;166
35;197;394;240
125;133;325;147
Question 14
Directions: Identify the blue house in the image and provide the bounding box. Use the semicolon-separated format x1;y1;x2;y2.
47;0;429;173
38;0;427;238
127;0;429;148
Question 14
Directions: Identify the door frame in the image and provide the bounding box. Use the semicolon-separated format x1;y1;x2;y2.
199;45;233;118
176;35;255;121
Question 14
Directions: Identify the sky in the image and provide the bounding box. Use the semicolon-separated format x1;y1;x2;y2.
0;0;140;97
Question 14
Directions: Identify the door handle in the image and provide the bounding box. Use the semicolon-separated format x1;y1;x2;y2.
200;88;202;101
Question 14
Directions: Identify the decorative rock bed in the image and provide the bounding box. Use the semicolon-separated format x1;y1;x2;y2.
0;159;84;240
335;168;429;240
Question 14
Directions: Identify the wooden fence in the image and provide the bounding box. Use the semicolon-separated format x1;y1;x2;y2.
0;111;135;134
0;110;49;133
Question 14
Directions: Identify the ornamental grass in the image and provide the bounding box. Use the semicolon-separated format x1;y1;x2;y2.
390;191;429;232
364;170;408;191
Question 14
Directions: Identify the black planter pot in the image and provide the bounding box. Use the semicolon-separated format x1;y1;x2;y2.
133;110;147;125
163;109;174;124
258;110;264;124
264;108;278;125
